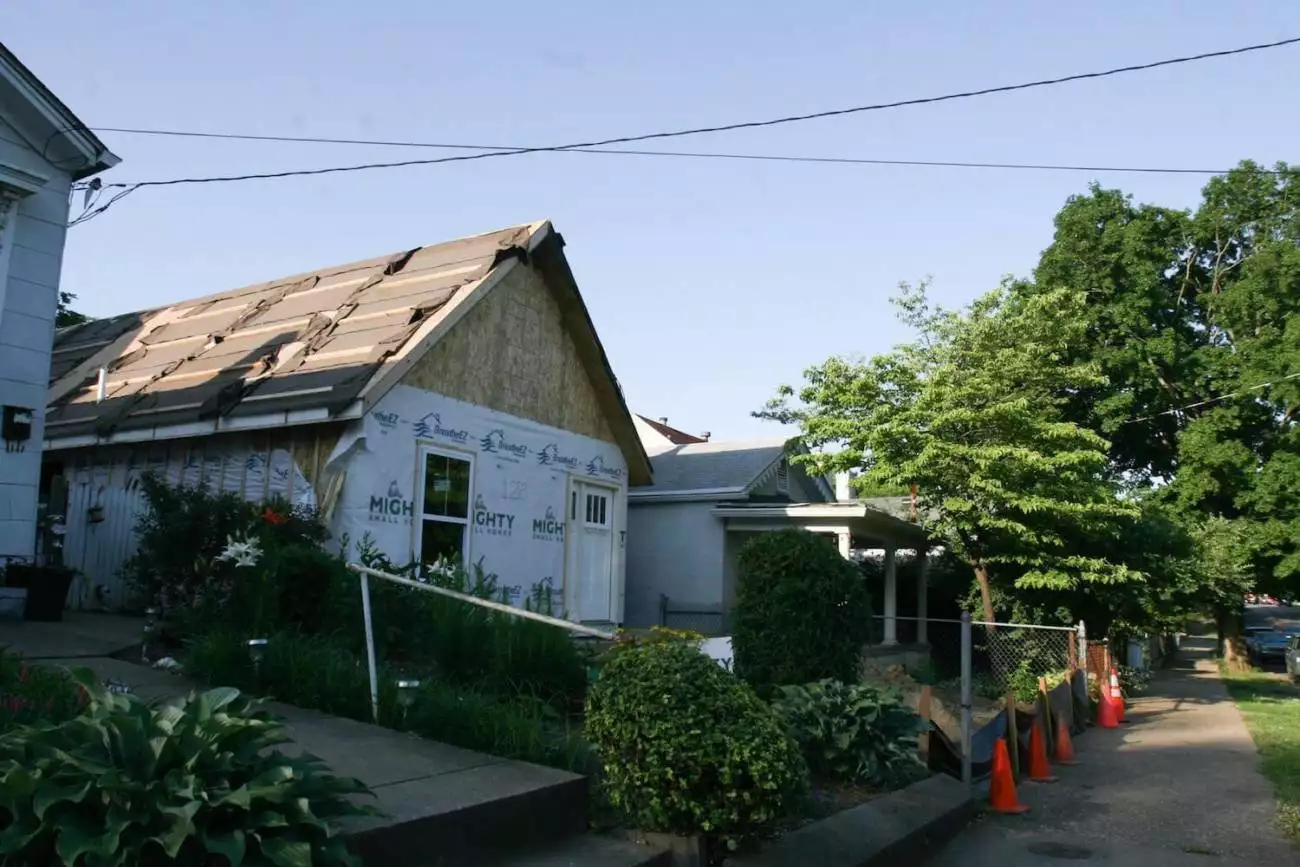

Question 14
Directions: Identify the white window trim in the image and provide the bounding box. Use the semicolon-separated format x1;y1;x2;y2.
413;443;476;567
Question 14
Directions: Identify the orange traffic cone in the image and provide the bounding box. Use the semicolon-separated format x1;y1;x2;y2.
988;738;1030;814
1027;718;1058;783
1109;668;1127;723
1053;715;1079;765
1096;681;1119;729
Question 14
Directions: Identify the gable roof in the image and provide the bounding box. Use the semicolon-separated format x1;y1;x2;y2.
0;42;118;179
635;437;791;498
635;414;707;446
45;221;653;485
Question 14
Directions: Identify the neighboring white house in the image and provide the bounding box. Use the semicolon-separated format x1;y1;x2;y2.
0;43;118;564
42;221;651;625
625;418;930;639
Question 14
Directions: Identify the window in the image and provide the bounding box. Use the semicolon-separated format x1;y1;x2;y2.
584;490;610;527
417;449;472;566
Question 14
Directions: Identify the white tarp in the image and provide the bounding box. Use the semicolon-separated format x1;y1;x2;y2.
329;385;628;616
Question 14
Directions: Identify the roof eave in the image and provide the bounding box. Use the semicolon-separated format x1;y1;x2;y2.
0;43;120;180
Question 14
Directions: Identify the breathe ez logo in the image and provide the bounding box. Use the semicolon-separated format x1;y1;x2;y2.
531;505;565;543
537;444;579;470
473;494;515;536
480;429;529;462
369;480;414;524
371;410;401;434
585;455;625;481
414;413;470;444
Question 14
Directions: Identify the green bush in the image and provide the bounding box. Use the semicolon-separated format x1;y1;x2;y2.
770;679;927;789
585;638;807;848
732;529;872;693
0;670;373;866
123;472;330;617
183;630;589;772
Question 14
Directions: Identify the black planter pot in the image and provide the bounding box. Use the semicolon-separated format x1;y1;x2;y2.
6;565;74;622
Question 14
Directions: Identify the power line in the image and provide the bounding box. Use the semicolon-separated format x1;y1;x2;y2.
83;35;1300;191
1122;372;1300;426
86;126;1253;176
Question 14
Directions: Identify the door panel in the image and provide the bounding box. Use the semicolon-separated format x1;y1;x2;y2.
572;481;614;622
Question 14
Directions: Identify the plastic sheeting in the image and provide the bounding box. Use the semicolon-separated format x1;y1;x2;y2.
329;385;629;620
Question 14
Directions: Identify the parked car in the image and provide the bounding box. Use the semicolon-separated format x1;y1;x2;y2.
1286;636;1300;682
1245;626;1274;655
1252;630;1291;665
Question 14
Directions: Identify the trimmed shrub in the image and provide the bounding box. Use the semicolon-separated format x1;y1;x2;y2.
585;637;807;848
732;529;872;692
770;679;927;788
0;671;373;866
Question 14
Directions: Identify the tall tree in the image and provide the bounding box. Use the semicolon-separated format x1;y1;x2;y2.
757;281;1139;622
56;291;89;328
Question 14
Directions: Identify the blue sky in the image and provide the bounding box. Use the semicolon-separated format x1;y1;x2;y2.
10;2;1300;440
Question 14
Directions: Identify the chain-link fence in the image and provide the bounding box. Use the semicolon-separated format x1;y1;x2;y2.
865;613;1089;787
974;619;1082;703
658;594;729;636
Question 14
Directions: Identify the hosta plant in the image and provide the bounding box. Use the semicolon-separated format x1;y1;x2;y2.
0;668;376;866
770;679;927;789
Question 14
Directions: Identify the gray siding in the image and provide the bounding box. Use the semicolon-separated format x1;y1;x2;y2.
624;500;725;628
0;117;72;561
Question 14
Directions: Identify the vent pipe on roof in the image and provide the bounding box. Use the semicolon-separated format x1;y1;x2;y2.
835;472;852;502
699;431;711;441
95;368;108;403
658;417;668;425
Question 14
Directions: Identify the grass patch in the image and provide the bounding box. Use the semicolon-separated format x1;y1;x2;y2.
1219;664;1300;842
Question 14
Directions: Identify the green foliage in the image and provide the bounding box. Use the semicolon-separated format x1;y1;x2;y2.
1116;665;1151;695
183;630;588;773
353;536;588;707
759;281;1141;624
769;680;927;789
585;638;808;847
732;529;872;693
0;652;87;732
0;670;374;866
56;291;88;329
122;473;327;618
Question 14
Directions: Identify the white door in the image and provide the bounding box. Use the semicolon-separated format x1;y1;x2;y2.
570;480;615;622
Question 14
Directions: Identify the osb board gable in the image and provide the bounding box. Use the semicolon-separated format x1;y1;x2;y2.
400;263;616;443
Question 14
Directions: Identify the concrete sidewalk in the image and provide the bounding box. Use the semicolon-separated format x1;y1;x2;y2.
928;637;1298;866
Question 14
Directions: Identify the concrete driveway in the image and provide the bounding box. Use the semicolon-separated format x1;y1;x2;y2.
925;637;1298;866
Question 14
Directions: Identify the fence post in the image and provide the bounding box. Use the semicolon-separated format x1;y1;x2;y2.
960;611;973;789
1077;621;1087;675
360;573;380;724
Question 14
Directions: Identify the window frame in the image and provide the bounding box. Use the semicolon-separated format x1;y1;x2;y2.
413;443;476;567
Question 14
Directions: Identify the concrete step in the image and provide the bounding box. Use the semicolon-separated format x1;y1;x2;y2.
37;656;590;867
481;834;670;867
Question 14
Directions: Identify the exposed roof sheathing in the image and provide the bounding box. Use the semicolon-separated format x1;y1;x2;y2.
48;225;540;441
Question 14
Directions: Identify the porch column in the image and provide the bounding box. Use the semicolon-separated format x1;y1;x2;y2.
882;546;898;646
836;530;851;559
916;548;929;644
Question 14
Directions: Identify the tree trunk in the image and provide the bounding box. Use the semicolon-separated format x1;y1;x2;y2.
973;562;996;624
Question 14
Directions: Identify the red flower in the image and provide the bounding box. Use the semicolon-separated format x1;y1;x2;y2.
261;508;289;526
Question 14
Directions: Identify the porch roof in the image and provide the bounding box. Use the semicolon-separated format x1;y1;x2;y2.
712;500;929;550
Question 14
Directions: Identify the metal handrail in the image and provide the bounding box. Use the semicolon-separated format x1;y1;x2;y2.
346;563;617;722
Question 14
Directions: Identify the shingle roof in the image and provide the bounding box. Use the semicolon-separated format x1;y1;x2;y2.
46;223;540;441
640;438;790;493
